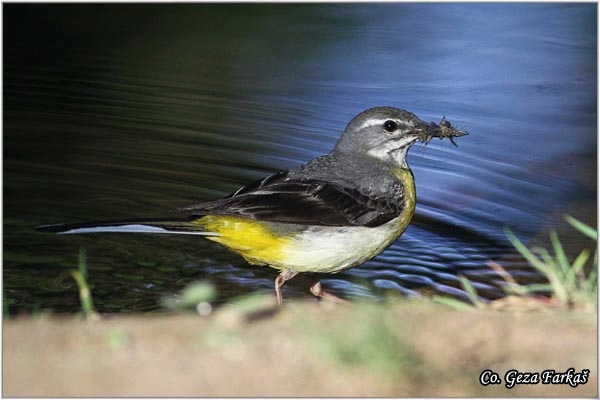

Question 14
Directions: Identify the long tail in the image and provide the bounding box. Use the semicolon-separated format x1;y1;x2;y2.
35;217;218;236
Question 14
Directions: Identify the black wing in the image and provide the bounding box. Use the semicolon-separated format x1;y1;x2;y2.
179;172;404;228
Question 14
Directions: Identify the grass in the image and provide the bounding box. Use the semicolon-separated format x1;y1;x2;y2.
68;247;98;319
432;275;486;310
433;215;597;311
504;215;597;309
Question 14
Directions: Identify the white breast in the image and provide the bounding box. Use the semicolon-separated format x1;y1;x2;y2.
275;215;411;273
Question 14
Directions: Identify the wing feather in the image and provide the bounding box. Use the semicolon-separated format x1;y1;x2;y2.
179;172;404;227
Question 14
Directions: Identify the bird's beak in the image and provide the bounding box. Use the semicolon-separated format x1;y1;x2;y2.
413;117;469;147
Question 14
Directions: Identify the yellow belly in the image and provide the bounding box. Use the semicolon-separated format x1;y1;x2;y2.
197;215;293;266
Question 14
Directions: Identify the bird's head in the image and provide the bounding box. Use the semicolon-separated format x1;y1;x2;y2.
333;107;467;168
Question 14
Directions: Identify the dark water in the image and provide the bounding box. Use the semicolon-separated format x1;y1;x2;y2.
4;4;597;314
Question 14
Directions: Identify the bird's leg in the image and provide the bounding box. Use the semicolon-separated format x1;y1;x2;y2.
309;279;349;304
274;270;298;306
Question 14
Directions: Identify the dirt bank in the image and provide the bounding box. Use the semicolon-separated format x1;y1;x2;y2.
3;299;597;397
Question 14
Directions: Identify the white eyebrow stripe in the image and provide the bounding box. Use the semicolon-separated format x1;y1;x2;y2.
356;118;388;130
356;117;414;130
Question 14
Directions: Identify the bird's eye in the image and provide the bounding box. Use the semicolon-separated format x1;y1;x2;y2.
383;120;399;132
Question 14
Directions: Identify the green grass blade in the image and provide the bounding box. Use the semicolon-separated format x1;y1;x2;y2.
550;231;571;279
564;215;597;241
522;283;553;293
432;295;476;311
571;249;590;279
505;229;550;272
69;270;95;316
71;247;96;317
458;275;484;309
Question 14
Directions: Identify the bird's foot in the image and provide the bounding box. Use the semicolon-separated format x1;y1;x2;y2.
274;270;298;306
309;280;348;304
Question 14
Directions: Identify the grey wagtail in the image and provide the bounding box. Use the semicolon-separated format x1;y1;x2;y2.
37;107;467;304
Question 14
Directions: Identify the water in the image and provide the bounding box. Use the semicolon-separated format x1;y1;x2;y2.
4;3;597;314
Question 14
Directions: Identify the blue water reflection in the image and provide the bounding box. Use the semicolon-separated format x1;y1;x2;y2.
3;3;596;312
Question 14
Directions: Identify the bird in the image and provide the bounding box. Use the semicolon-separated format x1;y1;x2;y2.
37;107;467;305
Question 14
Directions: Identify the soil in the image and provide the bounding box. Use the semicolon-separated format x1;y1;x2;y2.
3;298;597;397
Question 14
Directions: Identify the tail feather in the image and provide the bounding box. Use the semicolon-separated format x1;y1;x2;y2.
35;218;218;236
